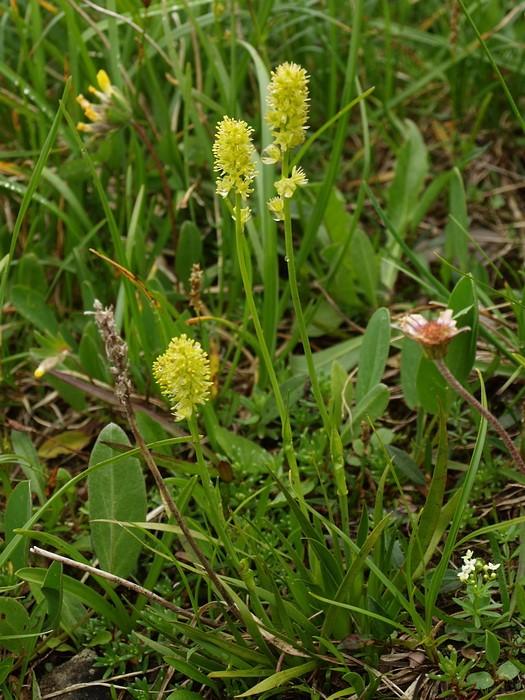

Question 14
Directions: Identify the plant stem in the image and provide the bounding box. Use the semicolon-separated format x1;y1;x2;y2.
233;195;303;501
435;358;525;473
124;404;236;608
282;151;330;431
187;414;240;568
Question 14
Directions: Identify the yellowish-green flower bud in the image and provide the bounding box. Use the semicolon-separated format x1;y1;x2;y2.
153;334;212;421
274;166;308;199
266;62;309;153
212;116;256;200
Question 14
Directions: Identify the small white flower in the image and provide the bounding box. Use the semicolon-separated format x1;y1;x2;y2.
457;549;477;583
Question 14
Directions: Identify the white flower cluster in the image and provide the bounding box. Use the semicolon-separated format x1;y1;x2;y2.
457;549;500;584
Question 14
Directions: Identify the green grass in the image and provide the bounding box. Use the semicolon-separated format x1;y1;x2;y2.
1;1;525;698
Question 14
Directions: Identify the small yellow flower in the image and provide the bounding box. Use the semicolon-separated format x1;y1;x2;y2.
267;196;285;222
266;62;309;155
76;69;131;136
274;166;308;199
95;69;112;96
212;116;256;200
153;334;212;421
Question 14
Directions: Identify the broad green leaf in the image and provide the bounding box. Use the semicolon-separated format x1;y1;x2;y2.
447;275;478;384
0;658;14;684
467;671;493;690
386;446;425;485
214;426;274;473
0;598;30;653
323;514;393;637
383;119;428;290
41;561;63;630
11;431;45;503
352;229;378;307
237;660;317;697
164;655;218;691
409;415;448;572
356;308;390;401
10;285;59;335
485;629;500;665
5;480;31;571
17;567;128;629
400;338;422;409
16;253;47;294
78;321;110;382
497;661;519;681
88;423;146;577
416;356;449;415
292;336;361;376
343;383;390;443
444;167;469;277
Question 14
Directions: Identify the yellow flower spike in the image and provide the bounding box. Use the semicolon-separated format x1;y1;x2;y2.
266;62;309;154
212;116;256;201
96;69;113;95
153;334;212;421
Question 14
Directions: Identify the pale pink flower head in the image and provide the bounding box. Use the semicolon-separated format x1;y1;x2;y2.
399;308;468;359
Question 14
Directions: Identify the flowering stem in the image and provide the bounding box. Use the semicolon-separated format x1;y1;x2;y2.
281;151;330;432
233;194;303;502
435;358;525;473
187;414;240;568
124;405;236;608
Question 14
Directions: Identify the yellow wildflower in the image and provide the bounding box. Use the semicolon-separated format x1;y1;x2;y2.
76;69;131;136
265;62;309;157
153;334;212;421
212;116;257;200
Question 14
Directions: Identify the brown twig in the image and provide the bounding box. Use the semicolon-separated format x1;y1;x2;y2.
29;546;220;628
435;358;525;473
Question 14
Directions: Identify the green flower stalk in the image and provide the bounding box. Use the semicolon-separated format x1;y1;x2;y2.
153;334;212;421
263;64;332;444
212;116;303;502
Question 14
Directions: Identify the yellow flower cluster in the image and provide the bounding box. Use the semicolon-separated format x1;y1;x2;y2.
212;116;257;201
263;62;309;163
76;70;131;136
153;334;212;421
